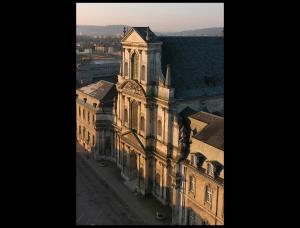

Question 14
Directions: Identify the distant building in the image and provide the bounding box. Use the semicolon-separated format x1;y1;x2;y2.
76;80;117;159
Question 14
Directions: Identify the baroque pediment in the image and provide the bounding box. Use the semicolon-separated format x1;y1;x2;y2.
120;80;146;97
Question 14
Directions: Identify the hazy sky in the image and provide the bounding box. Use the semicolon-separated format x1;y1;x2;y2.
77;3;224;32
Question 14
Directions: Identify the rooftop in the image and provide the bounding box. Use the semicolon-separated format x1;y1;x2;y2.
190;112;224;151
159;36;224;99
78;80;115;100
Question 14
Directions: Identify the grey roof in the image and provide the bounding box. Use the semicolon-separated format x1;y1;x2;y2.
159;36;224;99
78;80;115;100
190;112;224;151
129;27;161;43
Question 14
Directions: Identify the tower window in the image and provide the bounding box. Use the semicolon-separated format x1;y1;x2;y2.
124;109;128;123
157;120;162;136
140;116;145;132
141;65;145;81
124;62;128;76
131;52;139;80
131;101;138;131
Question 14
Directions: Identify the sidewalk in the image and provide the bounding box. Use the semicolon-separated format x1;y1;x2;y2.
76;144;172;225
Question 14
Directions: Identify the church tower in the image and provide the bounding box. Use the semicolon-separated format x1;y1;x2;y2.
113;27;175;203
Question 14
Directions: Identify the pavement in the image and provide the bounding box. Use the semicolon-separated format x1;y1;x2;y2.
76;143;172;225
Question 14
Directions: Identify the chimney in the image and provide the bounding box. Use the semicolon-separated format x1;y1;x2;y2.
165;64;171;88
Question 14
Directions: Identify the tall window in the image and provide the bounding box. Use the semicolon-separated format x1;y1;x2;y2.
155;173;160;195
131;101;138;131
187;208;195;225
189;176;195;193
92;135;94;145
205;185;212;204
124;109;128;123
92;115;95;124
131;52;139;80
140;116;145;131
141;65;145;81
87;132;90;143
79;107;81;117
207;163;214;177
157;120;162;136
83;127;86;139
79;126;81;135
83;109;85;120
139;167;144;187
88;112;90;123
124;62;128;76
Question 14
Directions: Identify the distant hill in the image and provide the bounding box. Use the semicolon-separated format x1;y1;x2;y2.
77;25;223;37
77;25;127;37
157;27;223;37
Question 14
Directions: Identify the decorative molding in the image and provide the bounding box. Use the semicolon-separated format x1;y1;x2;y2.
122;80;146;97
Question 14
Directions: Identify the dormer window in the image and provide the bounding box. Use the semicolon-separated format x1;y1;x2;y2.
193;153;207;169
83;98;87;103
93;103;97;108
207;163;214;177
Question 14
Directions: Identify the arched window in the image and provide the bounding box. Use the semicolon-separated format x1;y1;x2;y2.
157;120;162;136
124;109;128;123
131;101;138;131
131;52;139;80
205;185;212;204
124;62;128;76
141;65;145;81
140;116;145;131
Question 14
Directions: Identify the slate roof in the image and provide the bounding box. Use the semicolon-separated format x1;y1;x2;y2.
190;112;224;151
159;36;224;99
127;27;161;43
78;80;115;100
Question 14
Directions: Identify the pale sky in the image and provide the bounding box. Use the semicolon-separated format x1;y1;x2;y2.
76;3;224;32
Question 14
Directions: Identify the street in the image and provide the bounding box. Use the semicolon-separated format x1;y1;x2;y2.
76;153;145;225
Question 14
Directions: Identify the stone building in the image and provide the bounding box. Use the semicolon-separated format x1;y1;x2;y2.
76;80;116;160
111;26;223;220
177;110;224;225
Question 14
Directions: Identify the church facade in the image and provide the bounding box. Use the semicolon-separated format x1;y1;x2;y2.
111;27;224;225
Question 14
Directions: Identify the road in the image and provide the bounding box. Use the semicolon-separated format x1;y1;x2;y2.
76;153;145;225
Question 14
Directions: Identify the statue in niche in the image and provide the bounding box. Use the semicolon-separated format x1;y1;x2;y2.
176;116;191;163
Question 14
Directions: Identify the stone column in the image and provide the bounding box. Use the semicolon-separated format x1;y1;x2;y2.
163;165;167;201
139;50;142;83
137;153;140;188
137;101;141;134
163;107;166;143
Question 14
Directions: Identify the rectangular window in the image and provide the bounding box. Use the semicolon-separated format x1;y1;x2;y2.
188;208;195;225
205;186;212;204
189;176;195;193
88;112;90;123
92;135;94;145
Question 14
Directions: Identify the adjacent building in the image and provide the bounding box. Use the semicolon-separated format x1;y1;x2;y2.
76;80;117;160
179;110;224;225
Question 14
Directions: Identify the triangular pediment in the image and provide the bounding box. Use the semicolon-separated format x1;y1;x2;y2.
122;131;145;151
121;28;147;44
